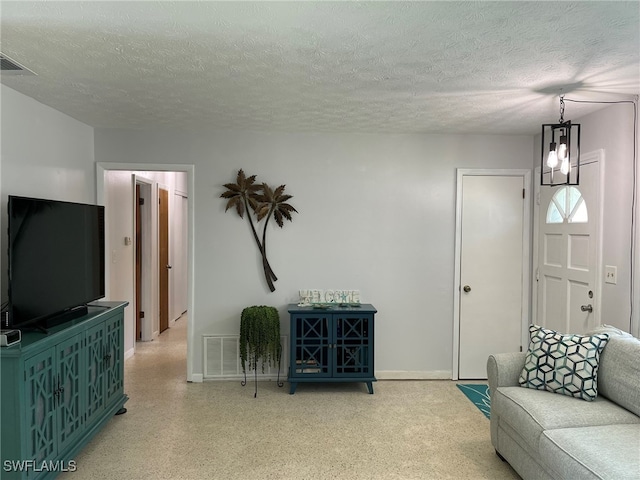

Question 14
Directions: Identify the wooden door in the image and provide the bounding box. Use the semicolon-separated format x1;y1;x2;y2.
159;187;169;334
458;174;526;379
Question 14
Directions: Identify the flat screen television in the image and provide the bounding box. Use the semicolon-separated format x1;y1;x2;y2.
8;195;105;330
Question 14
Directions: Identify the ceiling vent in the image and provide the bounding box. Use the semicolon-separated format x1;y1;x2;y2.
0;53;36;76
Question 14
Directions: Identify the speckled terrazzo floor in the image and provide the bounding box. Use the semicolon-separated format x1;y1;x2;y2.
59;316;519;480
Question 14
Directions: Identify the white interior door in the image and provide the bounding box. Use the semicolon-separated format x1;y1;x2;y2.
456;172;529;379
536;153;602;334
171;192;188;320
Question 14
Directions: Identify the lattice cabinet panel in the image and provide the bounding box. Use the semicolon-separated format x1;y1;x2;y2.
104;315;124;406
86;323;106;426
335;315;373;376
55;333;84;455
288;304;376;394
293;314;331;377
24;350;57;467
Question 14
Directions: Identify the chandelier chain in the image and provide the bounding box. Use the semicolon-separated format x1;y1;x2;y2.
559;95;565;123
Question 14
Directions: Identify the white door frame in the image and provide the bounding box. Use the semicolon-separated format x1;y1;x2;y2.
452;169;531;380
532;149;605;330
97;162;197;382
635;137;640;337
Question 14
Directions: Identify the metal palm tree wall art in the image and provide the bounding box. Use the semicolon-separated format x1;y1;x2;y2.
221;169;298;292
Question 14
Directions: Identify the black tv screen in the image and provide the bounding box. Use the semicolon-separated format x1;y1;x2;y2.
8;196;105;329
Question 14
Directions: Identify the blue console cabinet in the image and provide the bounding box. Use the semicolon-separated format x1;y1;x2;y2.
0;302;128;479
288;304;376;394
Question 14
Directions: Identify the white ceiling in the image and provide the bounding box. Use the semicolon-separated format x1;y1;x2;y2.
1;1;638;135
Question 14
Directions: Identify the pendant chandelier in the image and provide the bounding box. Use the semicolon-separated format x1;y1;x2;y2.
541;95;581;186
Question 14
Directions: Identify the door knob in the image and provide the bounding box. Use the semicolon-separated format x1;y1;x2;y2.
463;285;471;293
581;304;593;313
166;265;172;269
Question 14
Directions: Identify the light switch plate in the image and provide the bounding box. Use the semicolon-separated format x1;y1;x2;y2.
605;265;617;285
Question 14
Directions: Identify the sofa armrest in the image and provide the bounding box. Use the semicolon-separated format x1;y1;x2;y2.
487;352;526;393
487;352;527;451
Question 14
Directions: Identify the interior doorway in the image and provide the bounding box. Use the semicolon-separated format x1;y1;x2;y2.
97;163;195;382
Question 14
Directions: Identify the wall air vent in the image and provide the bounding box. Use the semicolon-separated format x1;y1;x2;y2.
0;53;36;76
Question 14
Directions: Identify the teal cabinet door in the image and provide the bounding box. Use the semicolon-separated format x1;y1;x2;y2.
24;350;57;469
86;310;125;426
23;332;84;475
85;323;106;426
103;313;124;407
55;333;84;454
290;313;332;378
334;314;373;378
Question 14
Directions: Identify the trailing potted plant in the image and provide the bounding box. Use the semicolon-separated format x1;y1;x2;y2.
239;305;283;397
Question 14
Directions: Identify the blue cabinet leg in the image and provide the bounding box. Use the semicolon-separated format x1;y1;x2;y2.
289;382;298;394
366;382;374;394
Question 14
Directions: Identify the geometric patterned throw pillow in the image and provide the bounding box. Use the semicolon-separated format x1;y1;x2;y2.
518;324;609;401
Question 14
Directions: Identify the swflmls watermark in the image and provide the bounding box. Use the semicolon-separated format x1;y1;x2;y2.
3;459;77;473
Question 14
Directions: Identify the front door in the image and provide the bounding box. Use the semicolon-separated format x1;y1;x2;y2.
456;171;530;379
535;152;602;333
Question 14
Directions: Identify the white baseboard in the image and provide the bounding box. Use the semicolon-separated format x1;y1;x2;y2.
188;371;452;382
375;370;452;380
124;347;135;361
203;375;283;382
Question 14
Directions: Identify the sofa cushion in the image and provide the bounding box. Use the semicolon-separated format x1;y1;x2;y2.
596;336;640;417
493;386;640;452
519;324;609;401
540;424;640;480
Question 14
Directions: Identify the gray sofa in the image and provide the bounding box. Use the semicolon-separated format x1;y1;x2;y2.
487;329;640;480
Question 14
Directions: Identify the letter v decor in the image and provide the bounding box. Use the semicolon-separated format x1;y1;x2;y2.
220;169;298;292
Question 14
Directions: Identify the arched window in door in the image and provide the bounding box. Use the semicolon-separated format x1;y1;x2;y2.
546;186;588;224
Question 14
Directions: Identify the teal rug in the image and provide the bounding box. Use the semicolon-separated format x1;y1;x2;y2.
457;384;491;419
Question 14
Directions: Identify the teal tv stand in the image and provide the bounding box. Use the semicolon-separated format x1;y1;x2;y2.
0;302;128;479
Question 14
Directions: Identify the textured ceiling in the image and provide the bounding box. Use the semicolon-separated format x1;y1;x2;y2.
0;1;638;134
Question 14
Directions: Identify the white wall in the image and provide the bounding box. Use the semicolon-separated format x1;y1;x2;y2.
578;104;638;334
94;129;534;378
0;85;96;304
